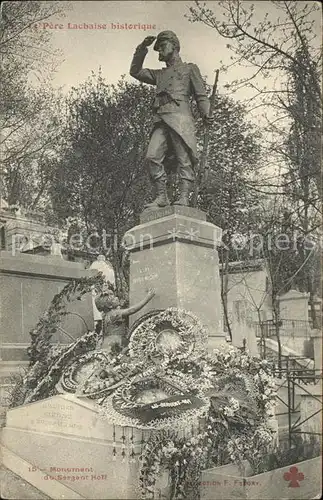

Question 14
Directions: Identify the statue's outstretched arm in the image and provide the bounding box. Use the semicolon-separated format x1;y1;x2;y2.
119;288;155;318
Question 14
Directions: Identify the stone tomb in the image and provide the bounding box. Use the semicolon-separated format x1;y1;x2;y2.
0;251;96;424
0;251;95;358
124;206;225;348
1;394;158;499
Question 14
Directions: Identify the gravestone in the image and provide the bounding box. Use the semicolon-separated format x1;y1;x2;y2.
278;290;309;322
124;206;225;349
1;394;148;499
0;251;95;358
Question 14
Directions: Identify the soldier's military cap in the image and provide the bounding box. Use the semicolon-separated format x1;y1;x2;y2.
153;31;180;52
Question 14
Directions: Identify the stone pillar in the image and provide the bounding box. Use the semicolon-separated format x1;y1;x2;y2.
124;206;225;349
310;330;322;371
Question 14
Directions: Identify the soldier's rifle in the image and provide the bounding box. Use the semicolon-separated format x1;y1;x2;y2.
192;69;220;207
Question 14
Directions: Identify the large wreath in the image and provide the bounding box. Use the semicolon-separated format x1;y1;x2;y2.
56;351;111;394
128;308;208;360
96;367;210;430
9;273;107;407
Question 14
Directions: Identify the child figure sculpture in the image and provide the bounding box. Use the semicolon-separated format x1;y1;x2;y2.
95;286;156;350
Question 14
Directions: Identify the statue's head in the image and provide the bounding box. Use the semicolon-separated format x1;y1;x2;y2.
154;31;180;62
95;289;120;313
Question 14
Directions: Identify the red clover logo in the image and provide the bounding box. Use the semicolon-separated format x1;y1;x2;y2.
283;466;305;487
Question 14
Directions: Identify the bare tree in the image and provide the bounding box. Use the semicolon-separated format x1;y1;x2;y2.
188;0;321;332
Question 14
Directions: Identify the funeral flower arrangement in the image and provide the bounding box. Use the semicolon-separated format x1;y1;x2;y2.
134;342;277;499
10;284;277;500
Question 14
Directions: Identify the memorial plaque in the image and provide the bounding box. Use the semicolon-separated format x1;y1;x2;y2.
129;237;224;342
5;394;115;441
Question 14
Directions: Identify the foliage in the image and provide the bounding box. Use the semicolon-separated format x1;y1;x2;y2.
3;367;29;411
1;1;64;75
193;90;263;337
1;84;64;209
188;1;321;109
188;0;321;236
194;93;261;239
51;73;154;224
256;435;321;473
1;1;67;209
188;0;322;338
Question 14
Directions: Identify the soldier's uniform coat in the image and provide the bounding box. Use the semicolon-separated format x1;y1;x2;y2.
130;45;210;173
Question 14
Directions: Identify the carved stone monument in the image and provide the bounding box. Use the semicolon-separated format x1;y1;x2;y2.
1;29;227;499
124;205;225;349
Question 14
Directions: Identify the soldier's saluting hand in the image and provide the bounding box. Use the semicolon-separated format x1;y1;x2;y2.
141;36;156;47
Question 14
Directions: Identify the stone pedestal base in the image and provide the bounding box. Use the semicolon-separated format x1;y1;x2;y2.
124;206;225;348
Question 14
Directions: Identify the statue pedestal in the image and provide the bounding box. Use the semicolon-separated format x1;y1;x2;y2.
124;206;225;349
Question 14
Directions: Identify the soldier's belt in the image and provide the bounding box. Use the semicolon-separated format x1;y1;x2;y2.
153;91;182;109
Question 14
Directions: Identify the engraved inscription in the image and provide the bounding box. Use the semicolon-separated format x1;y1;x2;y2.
141;207;173;223
31;402;83;431
132;265;159;285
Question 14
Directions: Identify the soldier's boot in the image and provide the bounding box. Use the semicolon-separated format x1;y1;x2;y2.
144;177;170;209
174;179;193;206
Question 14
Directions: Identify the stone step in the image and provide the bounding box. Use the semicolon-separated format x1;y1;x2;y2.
0;444;84;500
1;466;50;500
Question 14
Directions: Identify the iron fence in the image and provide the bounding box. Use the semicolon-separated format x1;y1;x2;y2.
254;318;316;339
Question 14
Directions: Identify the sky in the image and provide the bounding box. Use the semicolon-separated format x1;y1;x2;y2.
45;1;281;94
32;0;320;127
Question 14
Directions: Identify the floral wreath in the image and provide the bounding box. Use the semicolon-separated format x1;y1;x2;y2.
56;350;112;395
9;273;109;407
128;307;208;360
135;344;278;499
95;366;210;430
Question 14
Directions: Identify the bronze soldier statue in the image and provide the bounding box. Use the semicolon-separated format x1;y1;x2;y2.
130;31;211;208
